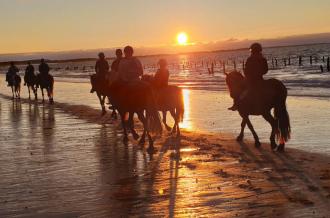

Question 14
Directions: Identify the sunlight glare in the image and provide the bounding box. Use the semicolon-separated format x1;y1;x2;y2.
177;32;188;45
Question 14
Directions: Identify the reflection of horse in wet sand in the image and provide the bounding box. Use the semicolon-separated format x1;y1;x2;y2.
142;75;184;137
36;74;54;104
106;79;162;151
24;73;38;100
225;70;291;152
7;75;21;99
90;74;117;118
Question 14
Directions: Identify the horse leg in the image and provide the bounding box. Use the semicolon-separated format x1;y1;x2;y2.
137;112;146;145
236;119;246;141
170;109;180;137
128;112;139;140
143;112;154;152
162;111;172;131
244;116;261;147
34;86;38;100
120;112;129;144
28;86;31;99
41;89;45;103
11;86;14;99
262;112;278;150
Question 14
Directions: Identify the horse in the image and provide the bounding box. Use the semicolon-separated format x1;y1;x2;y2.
7;74;21;99
141;75;184;137
105;79;162;151
224;70;291;152
24;72;38;100
90;73;117;118
36;74;54;104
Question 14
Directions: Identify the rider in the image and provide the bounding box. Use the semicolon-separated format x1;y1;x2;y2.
39;58;50;78
118;46;143;83
154;59;169;88
6;62;19;86
24;61;35;85
90;52;109;93
111;49;123;73
228;42;268;111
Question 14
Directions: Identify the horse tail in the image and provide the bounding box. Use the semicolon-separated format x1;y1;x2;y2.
147;89;162;135
274;86;291;143
177;88;185;122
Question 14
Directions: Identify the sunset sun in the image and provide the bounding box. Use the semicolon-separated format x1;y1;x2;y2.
177;32;188;45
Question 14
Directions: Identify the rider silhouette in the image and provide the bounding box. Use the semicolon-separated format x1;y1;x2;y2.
6;62;19;86
24;61;35;85
118;46;143;83
111;49;123;73
228;43;268;111
154;59;169;88
39;59;50;77
90;52;109;93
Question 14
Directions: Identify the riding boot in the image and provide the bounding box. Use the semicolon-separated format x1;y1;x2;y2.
228;98;239;111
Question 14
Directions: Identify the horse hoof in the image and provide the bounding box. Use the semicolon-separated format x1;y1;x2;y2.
255;141;261;148
271;143;278;150
236;135;243;142
277;144;285;152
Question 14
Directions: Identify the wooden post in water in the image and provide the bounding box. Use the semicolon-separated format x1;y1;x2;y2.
275;58;278;67
320;65;324;73
327;57;330;72
283;58;287;67
299;56;302;66
310;56;313;65
272;58;274;69
322;56;325;62
242;60;245;71
233;60;237;70
288;57;291;65
223;62;226;74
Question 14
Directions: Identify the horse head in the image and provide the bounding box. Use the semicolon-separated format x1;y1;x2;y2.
224;70;246;99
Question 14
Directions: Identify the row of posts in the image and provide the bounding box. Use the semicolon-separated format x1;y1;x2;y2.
142;55;330;73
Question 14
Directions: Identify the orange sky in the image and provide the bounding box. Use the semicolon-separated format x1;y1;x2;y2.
1;0;330;54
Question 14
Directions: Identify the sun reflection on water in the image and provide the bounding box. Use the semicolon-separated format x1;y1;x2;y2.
180;89;193;131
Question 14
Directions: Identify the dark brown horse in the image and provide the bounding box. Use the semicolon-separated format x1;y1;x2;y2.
36;74;54;104
142;75;184;137
24;72;38;100
225;70;291;152
105;80;162;151
7;74;21;99
90;74;117;118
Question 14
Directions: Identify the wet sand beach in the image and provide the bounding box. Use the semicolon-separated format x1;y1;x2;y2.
0;77;330;217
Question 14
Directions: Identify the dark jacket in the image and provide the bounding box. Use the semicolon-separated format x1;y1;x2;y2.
154;69;169;88
39;63;50;76
111;58;122;72
244;54;268;85
95;59;109;76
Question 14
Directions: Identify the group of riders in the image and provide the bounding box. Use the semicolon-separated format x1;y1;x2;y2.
4;43;290;152
5;58;53;102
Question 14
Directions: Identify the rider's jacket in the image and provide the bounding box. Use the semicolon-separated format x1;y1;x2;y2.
154;69;169;88
39;63;50;76
244;53;268;85
118;57;143;82
95;59;109;77
25;65;35;77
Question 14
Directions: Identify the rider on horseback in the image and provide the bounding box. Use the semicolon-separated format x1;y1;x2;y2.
154;59;169;89
39;59;50;78
90;52;109;93
111;49;123;73
228;43;268;111
6;62;19;86
24;61;35;86
118;46;143;83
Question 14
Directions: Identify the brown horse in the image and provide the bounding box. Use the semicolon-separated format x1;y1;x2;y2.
142;75;184;137
24;72;38;100
105;79;162;151
90;74;117;118
36;74;54;104
7;74;21;99
225;70;291;152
